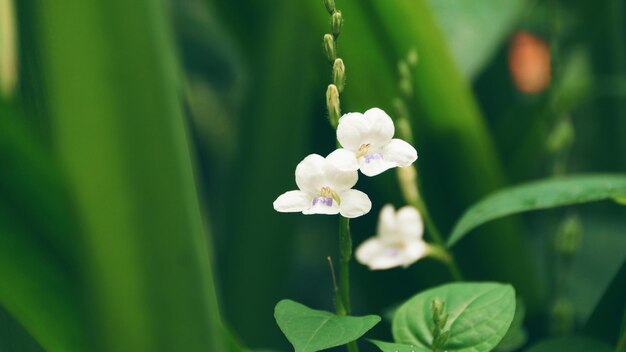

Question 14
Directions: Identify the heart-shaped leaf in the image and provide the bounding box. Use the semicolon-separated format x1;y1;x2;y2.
448;175;626;247
274;299;380;352
369;339;431;352
494;299;527;352
393;282;515;352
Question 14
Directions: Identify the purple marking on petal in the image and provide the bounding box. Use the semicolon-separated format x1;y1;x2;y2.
384;247;400;257
313;197;334;207
364;153;384;163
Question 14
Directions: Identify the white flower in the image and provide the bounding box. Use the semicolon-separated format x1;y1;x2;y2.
355;204;429;270
333;108;418;177
273;153;372;218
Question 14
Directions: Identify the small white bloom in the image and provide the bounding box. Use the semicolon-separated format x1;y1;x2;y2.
355;204;429;270
273;153;372;218
334;108;418;176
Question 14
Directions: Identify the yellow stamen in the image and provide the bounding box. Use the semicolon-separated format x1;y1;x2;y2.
320;186;341;205
356;143;370;158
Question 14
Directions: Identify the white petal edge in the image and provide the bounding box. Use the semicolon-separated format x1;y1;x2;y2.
338;189;372;218
295;154;327;194
394;206;424;239
383;138;418;167
359;156;396;177
273;190;311;213
400;241;429;268
363;108;394;147
355;238;408;270
336;112;369;151
325;153;359;192
377;204;397;236
326;148;359;172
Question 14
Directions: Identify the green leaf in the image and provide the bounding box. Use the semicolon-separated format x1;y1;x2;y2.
525;336;613;352
494;299;527;352
426;0;527;79
0;307;44;352
614;195;626;205
0;206;84;351
448;175;626;247
27;1;229;350
369;339;431;352
393;282;516;352
274;299;380;352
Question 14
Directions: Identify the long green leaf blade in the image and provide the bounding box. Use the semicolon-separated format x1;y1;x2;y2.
0;207;84;351
30;1;226;350
448;175;626;247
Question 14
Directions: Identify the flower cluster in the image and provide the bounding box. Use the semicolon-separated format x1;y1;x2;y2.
273;107;428;269
273;108;417;216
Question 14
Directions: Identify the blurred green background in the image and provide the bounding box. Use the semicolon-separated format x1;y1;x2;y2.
1;0;625;351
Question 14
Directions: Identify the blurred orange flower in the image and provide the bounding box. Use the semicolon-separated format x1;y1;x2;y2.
508;31;552;94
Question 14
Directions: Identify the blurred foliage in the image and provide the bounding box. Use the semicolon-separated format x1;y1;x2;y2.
0;0;625;351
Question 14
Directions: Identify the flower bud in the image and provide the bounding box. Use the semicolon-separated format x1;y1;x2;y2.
554;214;582;255
326;84;341;128
331;11;343;37
399;78;413;98
431;299;449;352
432;299;448;330
333;58;346;92
324;0;336;14
407;48;419;67
550;297;574;335
546;116;575;155
0;0;18;98
323;34;337;62
398;61;411;80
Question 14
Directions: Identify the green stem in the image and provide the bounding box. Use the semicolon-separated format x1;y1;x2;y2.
415;196;463;282
398;166;463;281
338;217;352;314
338;216;358;352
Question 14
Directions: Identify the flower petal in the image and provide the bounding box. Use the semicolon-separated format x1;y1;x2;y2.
325;161;358;192
355;238;407;270
400;241;429;267
383;138;417;167
394;206;424;239
337;112;368;151
377;204;397;236
326;148;359;172
302;198;340;215
273;190;311;213
358;155;395;177
295;154;327;194
338;189;372;218
364;108;395;147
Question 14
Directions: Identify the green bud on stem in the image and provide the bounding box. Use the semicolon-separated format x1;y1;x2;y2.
324;0;336;14
331;11;343;37
546;115;575;155
407;48;419;67
333;58;346;92
0;0;18;98
323;34;337;62
555;214;582;255
326;84;341;128
431;298;449;352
